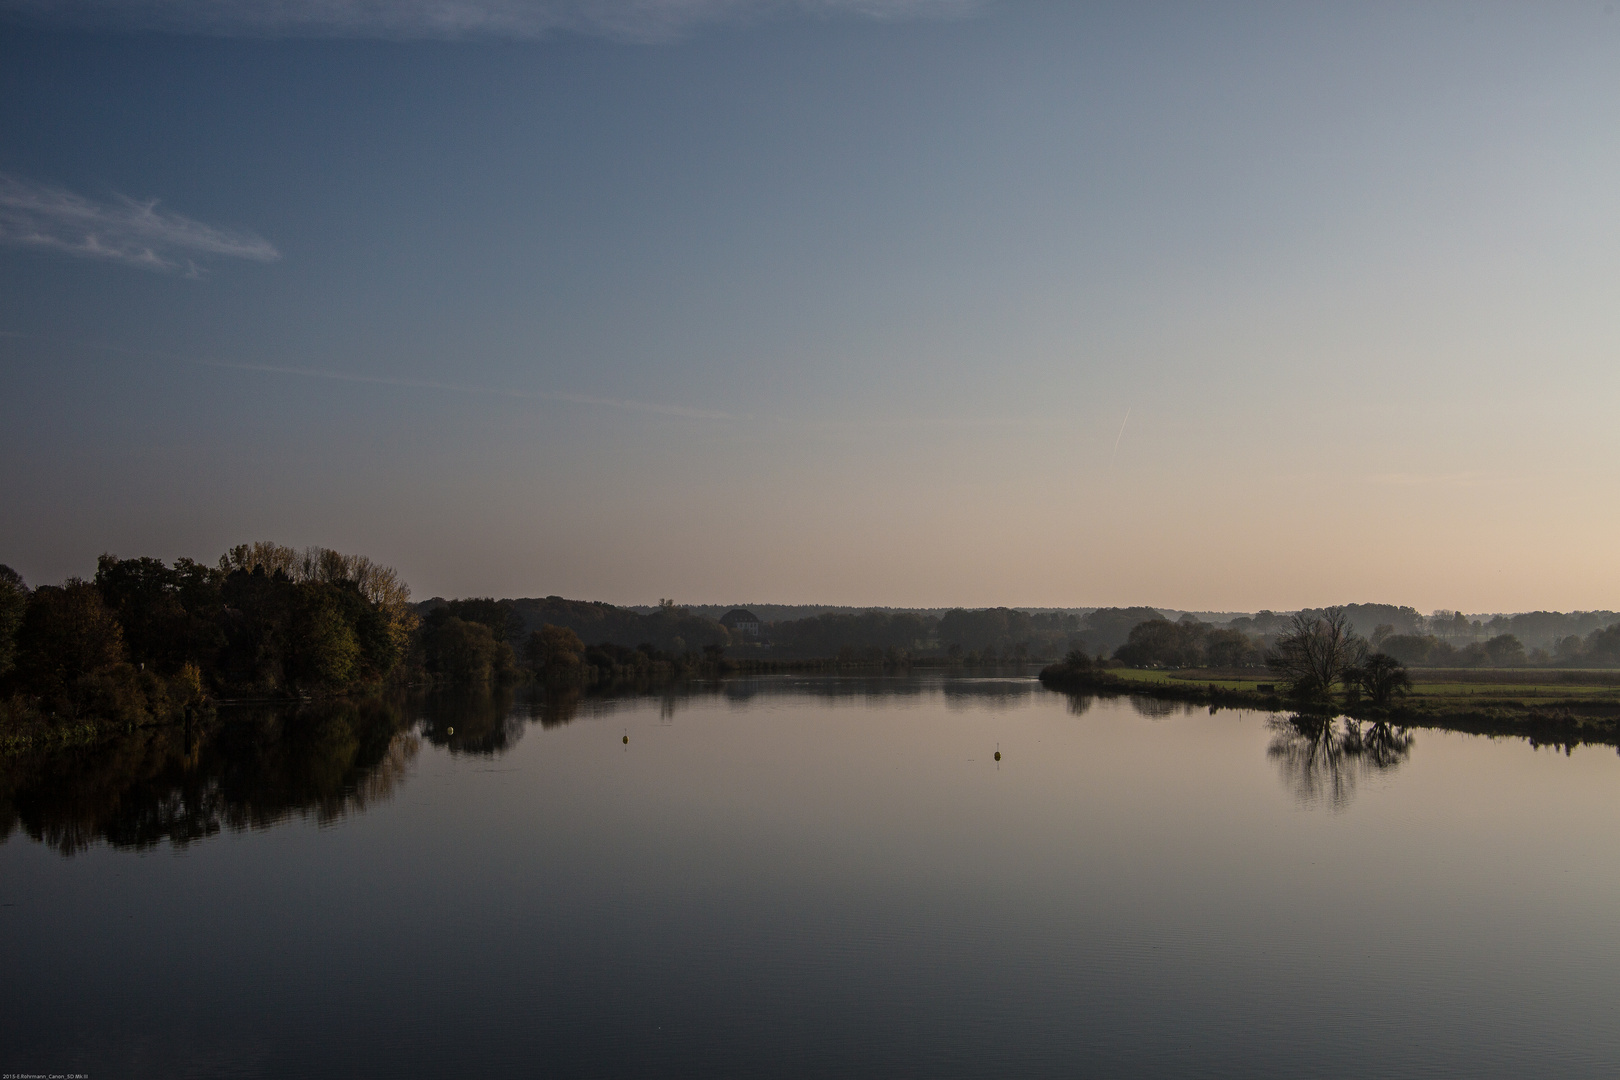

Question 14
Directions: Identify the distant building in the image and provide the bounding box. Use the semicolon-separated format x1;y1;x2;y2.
720;608;763;639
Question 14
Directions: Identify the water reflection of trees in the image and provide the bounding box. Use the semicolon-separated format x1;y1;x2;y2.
1;674;1054;856
417;686;523;754
0;697;419;856
1129;695;1196;719
1267;714;1415;811
1057;692;1198;720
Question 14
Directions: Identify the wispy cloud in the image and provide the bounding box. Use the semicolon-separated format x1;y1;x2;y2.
0;0;982;41
0;174;279;275
198;358;735;420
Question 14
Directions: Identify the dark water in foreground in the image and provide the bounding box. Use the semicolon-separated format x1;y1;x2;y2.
4;674;1620;1078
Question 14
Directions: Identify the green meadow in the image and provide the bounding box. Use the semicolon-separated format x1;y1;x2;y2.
1107;666;1620;704
1048;665;1620;746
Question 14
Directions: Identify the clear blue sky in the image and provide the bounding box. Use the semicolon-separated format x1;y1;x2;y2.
3;1;1619;610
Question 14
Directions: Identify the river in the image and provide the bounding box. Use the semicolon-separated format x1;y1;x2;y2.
3;673;1618;1077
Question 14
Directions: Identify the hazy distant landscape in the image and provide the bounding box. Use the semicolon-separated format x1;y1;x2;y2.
7;544;1620;763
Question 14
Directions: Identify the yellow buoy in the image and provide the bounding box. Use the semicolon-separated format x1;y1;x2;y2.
623;735;629;744
994;751;1001;761
447;726;454;735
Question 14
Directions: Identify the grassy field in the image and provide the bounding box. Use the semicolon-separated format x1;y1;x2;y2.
1104;666;1620;706
1041;664;1620;745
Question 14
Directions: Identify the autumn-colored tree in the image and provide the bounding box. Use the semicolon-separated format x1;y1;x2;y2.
526;624;586;682
287;585;362;690
423;616;516;685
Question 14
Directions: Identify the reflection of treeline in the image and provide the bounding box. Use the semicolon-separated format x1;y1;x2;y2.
0;695;417;855
0;544;417;744
1;673;1055;856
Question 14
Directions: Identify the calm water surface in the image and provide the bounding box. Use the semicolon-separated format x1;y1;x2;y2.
4;674;1619;1077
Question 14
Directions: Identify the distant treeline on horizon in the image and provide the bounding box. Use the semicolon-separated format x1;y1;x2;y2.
432;596;1620;670
6;540;1620;742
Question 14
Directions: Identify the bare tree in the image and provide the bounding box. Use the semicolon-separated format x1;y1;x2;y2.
1266;607;1364;698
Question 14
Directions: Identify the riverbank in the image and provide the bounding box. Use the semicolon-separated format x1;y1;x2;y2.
1039;664;1620;747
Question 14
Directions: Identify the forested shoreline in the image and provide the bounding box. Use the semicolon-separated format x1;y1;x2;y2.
1041;608;1620;748
7;544;1620;751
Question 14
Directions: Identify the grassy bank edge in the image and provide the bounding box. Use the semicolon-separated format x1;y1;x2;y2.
1037;665;1620;749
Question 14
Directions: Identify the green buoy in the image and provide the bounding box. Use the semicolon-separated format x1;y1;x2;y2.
623;735;629;744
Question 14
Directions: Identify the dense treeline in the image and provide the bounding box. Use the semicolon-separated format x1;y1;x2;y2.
1045;608;1417;714
489;595;730;655
12;539;1620;743
758;607;1086;662
1;544;417;731
765;611;933;658
413;596;725;685
1311;604;1620;653
1112;616;1264;669
1376;625;1620;668
1090;609;1620;672
435;598;1097;667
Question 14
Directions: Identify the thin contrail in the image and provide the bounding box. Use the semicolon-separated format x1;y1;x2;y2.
1110;408;1131;468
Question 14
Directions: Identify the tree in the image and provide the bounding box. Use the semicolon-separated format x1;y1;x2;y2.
1110;618;1261;669
1056;647;1092;672
1585;623;1620;665
1266;607;1364;698
287;585;362;691
1351;652;1411;706
526;624;585;682
1078;607;1167;656
1114;618;1201;667
438;597;521;643
218;542;416;667
0;564;26;680
14;580;127;700
1483;634;1526;667
94;554;188;672
423;616;516;685
1204;627;1261;668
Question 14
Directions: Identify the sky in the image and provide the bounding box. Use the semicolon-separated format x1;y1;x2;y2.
2;1;1619;612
